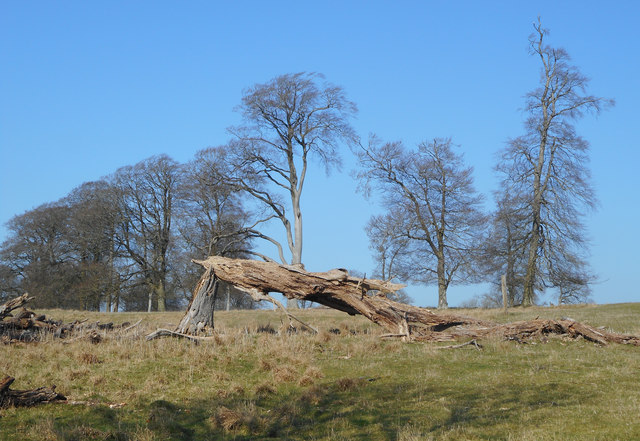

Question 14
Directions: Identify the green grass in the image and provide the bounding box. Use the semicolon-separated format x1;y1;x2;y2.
1;304;639;440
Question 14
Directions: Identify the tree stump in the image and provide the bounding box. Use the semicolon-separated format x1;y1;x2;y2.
176;267;218;334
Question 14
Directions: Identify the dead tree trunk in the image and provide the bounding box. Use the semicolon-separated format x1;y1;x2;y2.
0;376;66;409
0;294;34;320
176;267;218;334
181;257;488;338
174;257;640;346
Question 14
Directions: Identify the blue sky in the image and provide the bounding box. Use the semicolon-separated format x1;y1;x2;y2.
1;1;638;307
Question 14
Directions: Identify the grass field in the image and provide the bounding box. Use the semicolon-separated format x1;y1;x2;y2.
1;303;639;440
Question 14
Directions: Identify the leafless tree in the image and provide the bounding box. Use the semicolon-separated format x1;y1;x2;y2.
366;212;411;284
64;180;123;311
178;146;253;259
173;145;257;310
498;18;613;306
228;72;357;307
481;192;530;306
356;137;486;309
0;203;76;308
111;155;179;312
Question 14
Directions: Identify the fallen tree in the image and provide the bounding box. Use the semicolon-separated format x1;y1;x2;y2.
173;257;640;346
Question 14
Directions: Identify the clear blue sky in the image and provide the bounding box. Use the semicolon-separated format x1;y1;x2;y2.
1;1;638;307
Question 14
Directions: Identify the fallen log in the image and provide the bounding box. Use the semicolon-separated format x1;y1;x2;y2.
0;376;66;409
179;257;489;339
178;257;640;346
146;328;219;343
0;296;130;344
0;294;34;320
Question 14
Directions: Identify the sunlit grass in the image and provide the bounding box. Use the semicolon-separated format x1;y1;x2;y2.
1;303;639;440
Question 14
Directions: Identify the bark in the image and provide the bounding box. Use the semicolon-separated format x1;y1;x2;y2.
0;376;66;409
175;267;218;334
186;257;488;337
179;257;640;346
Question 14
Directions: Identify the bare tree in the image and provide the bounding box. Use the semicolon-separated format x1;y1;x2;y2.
172;145;257;322
357;137;486;309
112;155;179;312
365;213;414;304
0;203;76;308
498;18;613;306
481;192;530;306
65;180;122;311
228;72;357;307
178;146;253;260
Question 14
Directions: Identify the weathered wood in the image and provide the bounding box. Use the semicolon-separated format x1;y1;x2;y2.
0;376;66;409
187;257;489;338
176;267;218;334
146;328;218;343
0;294;34;320
0;296;132;344
183;257;640;346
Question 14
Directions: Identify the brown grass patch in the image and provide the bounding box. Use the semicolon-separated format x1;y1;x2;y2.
272;366;298;383
213;406;243;431
317;330;332;342
258;358;274;371
211;403;261;433
78;352;103;365
299;385;325;405
297;375;314;386
303;366;324;379
336;377;365;391
254;382;276;396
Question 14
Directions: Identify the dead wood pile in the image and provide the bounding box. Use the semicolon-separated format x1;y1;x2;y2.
182;257;640;346
0;376;66;409
0;294;132;344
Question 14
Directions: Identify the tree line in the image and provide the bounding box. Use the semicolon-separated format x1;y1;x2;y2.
0;20;612;311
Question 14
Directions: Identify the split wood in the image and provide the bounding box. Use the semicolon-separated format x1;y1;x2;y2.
173;257;640;346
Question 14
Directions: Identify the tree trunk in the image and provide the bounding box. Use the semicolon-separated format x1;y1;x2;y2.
183;257;484;337
436;254;448;309
175;267;218;334
501;274;508;311
171;257;640;347
522;221;539;307
156;280;166;312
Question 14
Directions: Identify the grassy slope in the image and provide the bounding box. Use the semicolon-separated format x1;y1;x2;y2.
1;303;639;441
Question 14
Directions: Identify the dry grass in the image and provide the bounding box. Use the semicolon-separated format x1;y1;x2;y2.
1;304;640;440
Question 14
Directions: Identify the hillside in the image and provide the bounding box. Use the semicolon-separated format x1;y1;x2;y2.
1;303;639;440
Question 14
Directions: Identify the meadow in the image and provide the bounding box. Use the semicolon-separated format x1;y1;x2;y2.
1;303;639;440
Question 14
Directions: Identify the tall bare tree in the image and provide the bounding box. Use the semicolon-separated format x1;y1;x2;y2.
229;72;357;307
178;146;253;260
65;180;122;311
112;155;179;312
357;137;486;309
499;19;613;306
